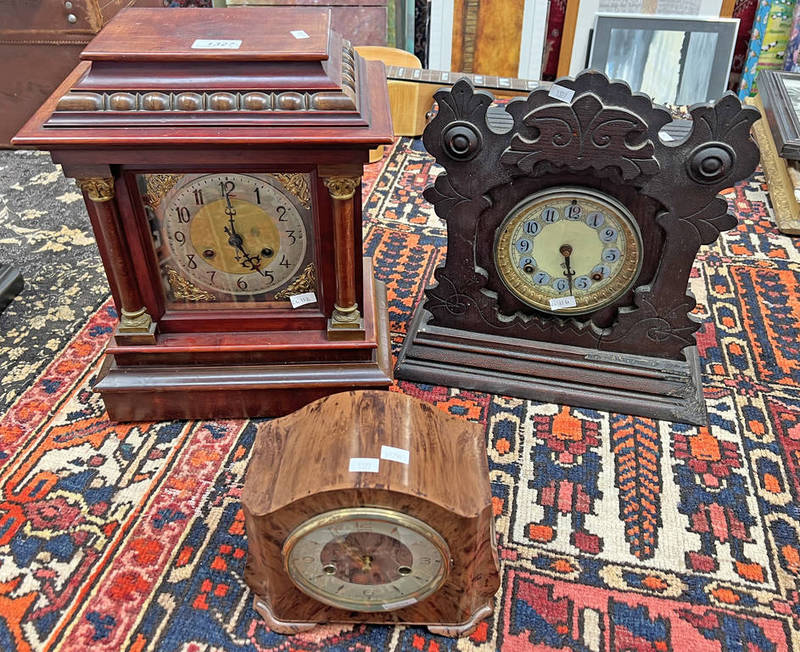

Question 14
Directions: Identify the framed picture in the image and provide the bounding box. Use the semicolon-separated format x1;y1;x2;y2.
588;14;739;105
560;0;726;78
757;69;800;159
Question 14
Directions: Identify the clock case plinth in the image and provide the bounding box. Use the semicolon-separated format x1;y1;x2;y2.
396;72;760;425
241;390;500;636
13;8;395;420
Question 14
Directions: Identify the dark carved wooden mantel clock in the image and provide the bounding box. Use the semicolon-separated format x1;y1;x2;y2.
396;72;760;424
13;7;394;421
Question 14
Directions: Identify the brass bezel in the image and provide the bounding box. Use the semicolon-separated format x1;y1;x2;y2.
494;186;643;315
282;507;451;612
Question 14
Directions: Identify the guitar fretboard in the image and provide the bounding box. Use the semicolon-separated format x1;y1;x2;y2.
386;65;544;94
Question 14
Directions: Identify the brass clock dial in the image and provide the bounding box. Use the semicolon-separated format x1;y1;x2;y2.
494;187;643;315
283;507;450;612
144;172;312;304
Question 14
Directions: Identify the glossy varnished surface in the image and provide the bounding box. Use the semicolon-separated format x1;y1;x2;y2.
242;390;500;633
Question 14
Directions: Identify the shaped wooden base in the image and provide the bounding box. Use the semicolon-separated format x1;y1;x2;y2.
94;275;392;421
396;309;707;425
0;265;23;313
251;593;493;638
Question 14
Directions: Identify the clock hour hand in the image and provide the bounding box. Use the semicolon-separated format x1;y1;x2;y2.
560;244;575;294
224;225;263;272
220;190;265;273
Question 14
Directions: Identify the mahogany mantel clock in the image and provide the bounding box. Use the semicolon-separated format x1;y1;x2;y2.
396;72;760;424
13;7;394;421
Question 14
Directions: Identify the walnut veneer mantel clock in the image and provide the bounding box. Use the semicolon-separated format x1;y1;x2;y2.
396;72;760;424
242;390;500;636
13;7;395;421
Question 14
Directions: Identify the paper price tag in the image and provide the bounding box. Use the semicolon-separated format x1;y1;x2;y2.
659;129;675;142
380;445;410;465
290;30;310;39
349;457;380;473
289;292;317;309
549;295;577;310
191;39;242;49
548;84;575;103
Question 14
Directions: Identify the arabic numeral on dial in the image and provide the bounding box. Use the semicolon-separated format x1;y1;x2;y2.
174;231;186;244
277;205;287;222
519;256;536;272
515;238;532;253
175;206;191;223
574;275;591;290
220;180;235;196
193;189;204;205
255;187;261;204
279;255;290;268
524;220;541;235
603;247;620;262
592;264;612;279
186;254;197;269
262;269;274;283
586;212;604;228
600;227;618;242
566;203;582;220
552;277;569;293
533;271;550;285
237;277;248;290
207;270;216;284
286;229;297;245
541;207;559;223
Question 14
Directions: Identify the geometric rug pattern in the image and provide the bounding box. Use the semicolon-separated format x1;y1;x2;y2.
1;138;800;650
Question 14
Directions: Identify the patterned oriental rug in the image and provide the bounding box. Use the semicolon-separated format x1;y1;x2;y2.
1;138;800;652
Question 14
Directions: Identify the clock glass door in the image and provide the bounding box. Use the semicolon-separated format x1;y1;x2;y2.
137;172;317;310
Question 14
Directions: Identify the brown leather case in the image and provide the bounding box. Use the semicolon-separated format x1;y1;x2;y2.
1;0;164;148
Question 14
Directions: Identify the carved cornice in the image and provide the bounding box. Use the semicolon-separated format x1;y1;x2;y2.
76;177;115;202
324;176;360;201
55;44;358;115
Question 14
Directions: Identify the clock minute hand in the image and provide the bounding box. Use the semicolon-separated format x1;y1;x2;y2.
560;244;575;294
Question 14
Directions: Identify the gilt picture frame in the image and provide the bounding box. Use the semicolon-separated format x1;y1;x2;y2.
757;69;800;160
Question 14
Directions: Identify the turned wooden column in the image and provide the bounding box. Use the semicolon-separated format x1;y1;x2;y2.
76;177;156;344
323;175;364;338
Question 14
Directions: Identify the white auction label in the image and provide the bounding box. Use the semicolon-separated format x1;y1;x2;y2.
549;295;577;310
349;457;380;473
548;84;575;103
290;30;310;39
380;445;410;465
289;292;317;309
191;39;242;49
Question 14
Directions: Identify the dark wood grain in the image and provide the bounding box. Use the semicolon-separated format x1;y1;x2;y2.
242;390;500;635
396;71;760;424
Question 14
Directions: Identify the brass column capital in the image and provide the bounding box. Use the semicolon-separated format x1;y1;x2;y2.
323;176;360;201
76;177;115;202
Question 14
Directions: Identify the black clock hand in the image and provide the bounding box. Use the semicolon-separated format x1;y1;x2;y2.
560;244;575;294
220;190;264;273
